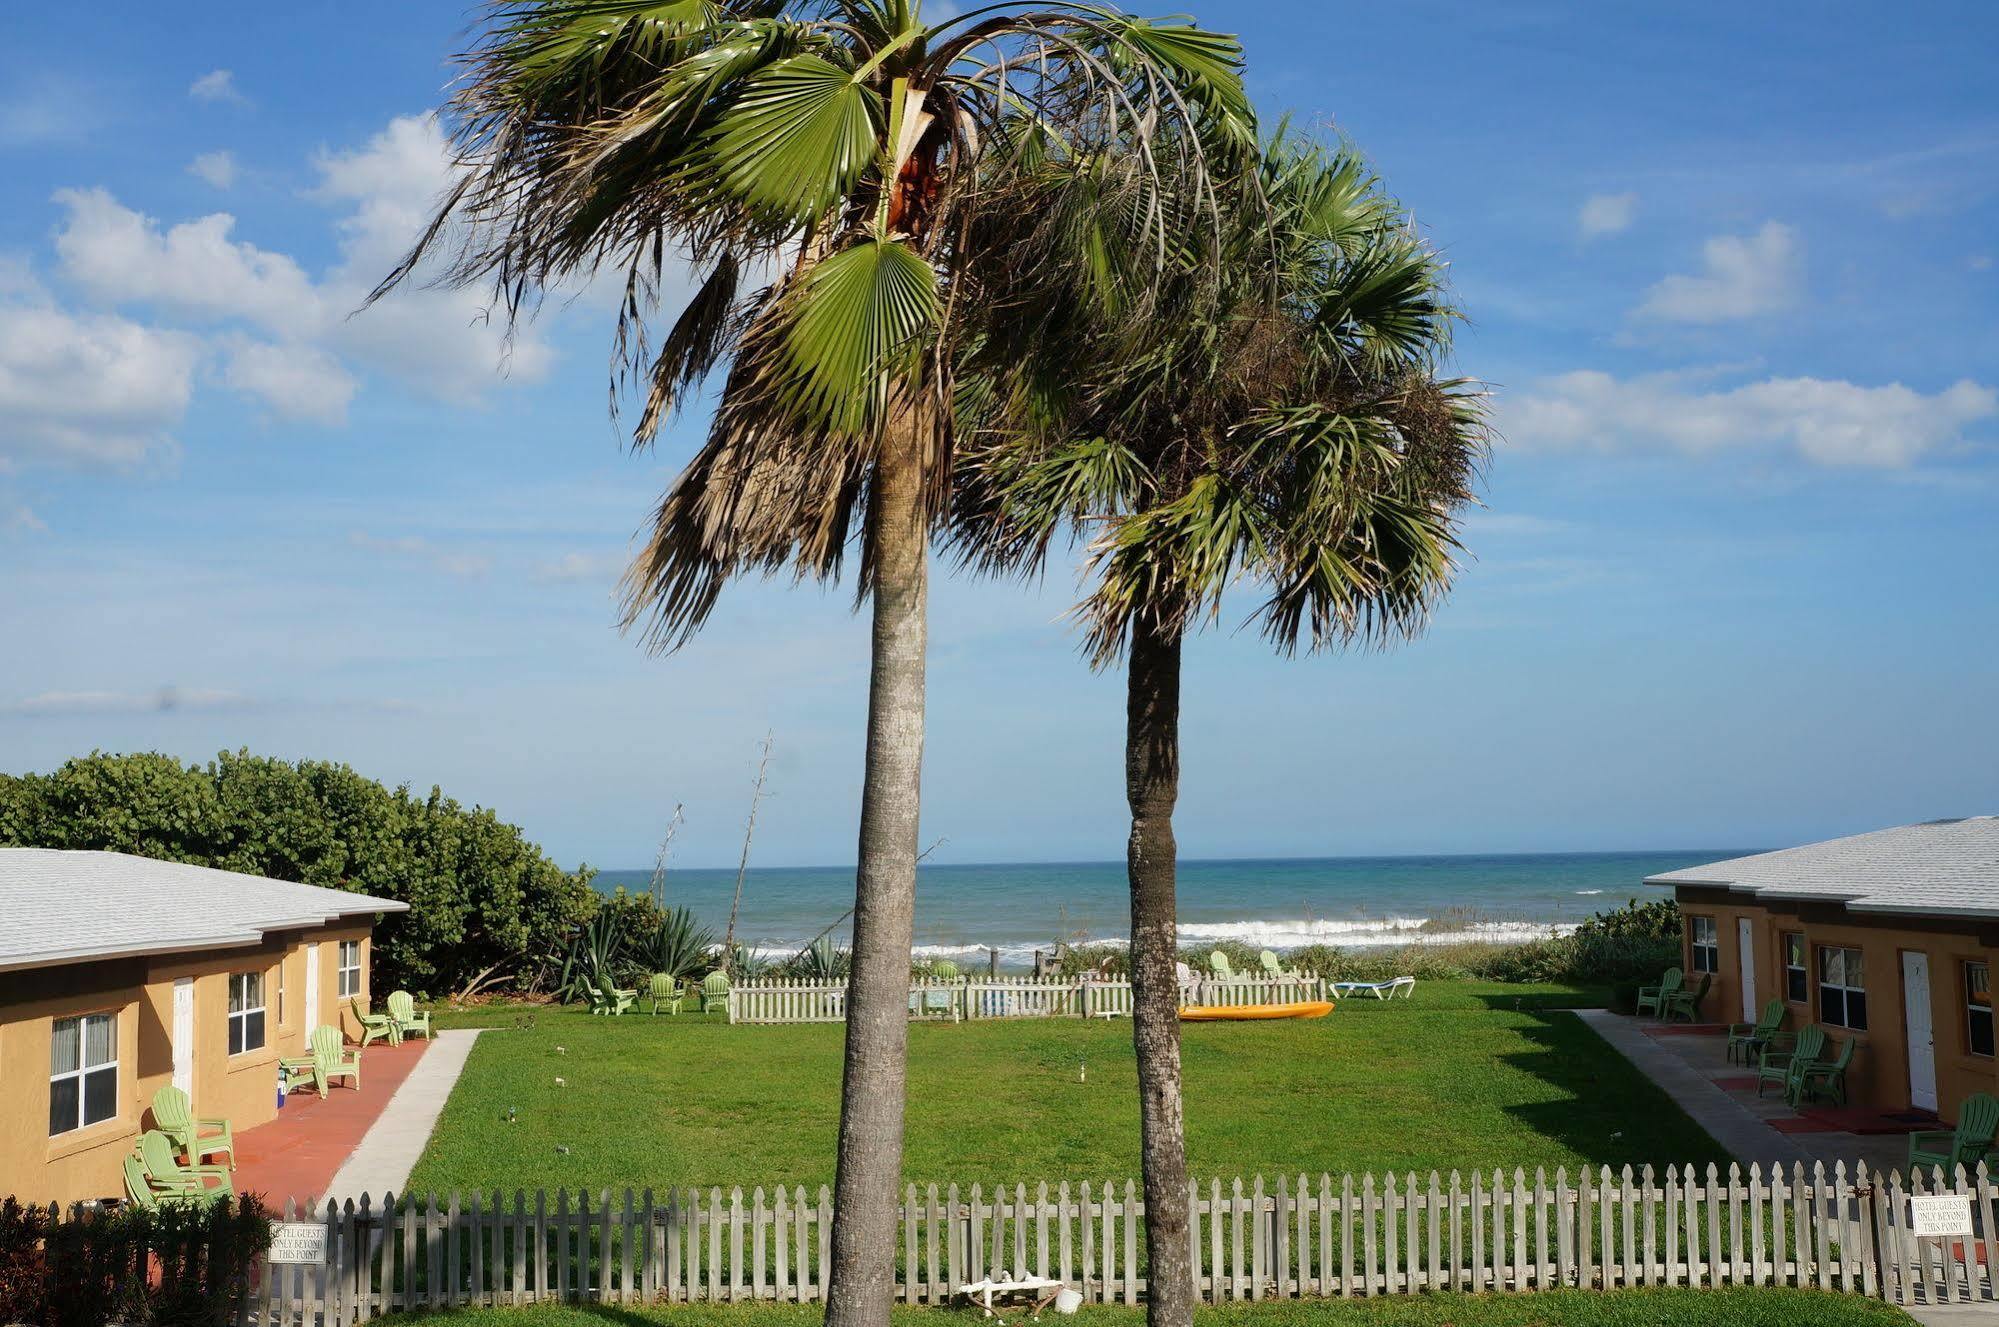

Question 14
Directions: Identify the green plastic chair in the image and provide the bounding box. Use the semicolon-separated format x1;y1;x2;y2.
281;1025;361;1096
387;990;431;1041
1259;950;1288;977
932;960;959;980
1726;998;1786;1065
696;970;731;1014
1635;967;1683;1017
138;1129;230;1192
1909;1093;1999;1176
648;973;683;1015
352;997;398;1048
150;1085;233;1166
1756;1024;1826;1099
1209;951;1235;978
590;975;636;1016
1664;972;1712;1024
124;1153;224;1211
1794;1035;1856;1107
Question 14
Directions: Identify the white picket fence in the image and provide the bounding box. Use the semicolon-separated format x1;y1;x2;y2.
254;1160;1995;1322
727;974;1330;1024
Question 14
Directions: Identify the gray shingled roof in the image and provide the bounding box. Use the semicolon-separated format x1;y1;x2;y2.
1646;817;1999;919
0;848;408;973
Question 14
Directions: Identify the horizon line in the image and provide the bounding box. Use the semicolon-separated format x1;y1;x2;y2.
585;846;1759;877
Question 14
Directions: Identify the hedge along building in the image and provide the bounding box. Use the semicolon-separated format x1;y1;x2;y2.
0;848;406;1205
1648;818;1998;1122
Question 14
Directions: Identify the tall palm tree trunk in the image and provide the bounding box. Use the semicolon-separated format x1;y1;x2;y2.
1126;611;1192;1327
826;414;928;1327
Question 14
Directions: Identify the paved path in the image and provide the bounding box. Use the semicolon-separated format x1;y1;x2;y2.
322;1028;480;1202
1907;1306;1999;1325
1575;1009;1818;1169
231;1036;434;1208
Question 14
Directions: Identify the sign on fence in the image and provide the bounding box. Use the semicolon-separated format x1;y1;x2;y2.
268;1221;329;1265
1909;1194;1973;1238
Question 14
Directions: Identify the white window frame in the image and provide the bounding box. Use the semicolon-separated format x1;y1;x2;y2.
337;939;363;998
1968;960;1993;1059
1817;945;1867;1030
228;971;267;1055
1689;916;1720;973
50;1011;119;1137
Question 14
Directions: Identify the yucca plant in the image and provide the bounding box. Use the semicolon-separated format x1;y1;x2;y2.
553;909;626;1004
375;7;1253;1319
951;130;1487;1325
641;906;717;981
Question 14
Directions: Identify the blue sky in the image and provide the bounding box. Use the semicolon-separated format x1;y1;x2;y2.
2;2;1995;871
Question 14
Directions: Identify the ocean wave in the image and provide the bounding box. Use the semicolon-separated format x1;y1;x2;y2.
1574;889;1603;896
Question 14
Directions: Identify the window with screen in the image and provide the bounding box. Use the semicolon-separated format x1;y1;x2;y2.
338;940;363;998
228;971;267;1055
50;1012;118;1136
1817;946;1866;1030
1689;916;1719;973
1968;961;1993;1058
1783;933;1807;1003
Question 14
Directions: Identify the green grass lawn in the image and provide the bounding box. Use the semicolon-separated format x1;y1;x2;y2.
375;1289;1912;1327
407;983;1724;1195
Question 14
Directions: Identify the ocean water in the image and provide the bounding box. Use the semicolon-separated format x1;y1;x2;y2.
593;849;1742;969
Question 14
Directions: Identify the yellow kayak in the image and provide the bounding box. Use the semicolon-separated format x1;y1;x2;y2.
1180;1001;1334;1022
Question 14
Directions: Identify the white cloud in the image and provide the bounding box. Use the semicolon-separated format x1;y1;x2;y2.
0;294;199;469
1971;254;1994;272
536;550;631;584
2;686;250;716
5;502;47;534
187;150;238;190
1578;192;1637;239
351;531;493;578
46;114;556;424
188;70;245;105
54;187;320;334
1507;368;1997;468
223;338;356;425
1636;222;1800;323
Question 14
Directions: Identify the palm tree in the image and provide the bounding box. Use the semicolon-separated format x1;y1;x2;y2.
371;5;1252;1322
951;133;1488;1327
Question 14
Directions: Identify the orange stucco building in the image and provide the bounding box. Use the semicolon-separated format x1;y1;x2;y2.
1649;819;1998;1124
0;848;405;1206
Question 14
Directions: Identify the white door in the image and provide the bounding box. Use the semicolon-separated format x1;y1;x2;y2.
1903;951;1938;1112
1737;919;1757;1022
304;943;320;1029
171;978;195;1095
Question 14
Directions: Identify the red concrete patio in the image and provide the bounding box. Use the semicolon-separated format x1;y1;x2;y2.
229;1036;431;1209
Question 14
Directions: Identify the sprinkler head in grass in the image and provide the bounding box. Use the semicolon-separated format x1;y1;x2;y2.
505;1106;517;1125
555;1145;570;1155
554;1076;566;1087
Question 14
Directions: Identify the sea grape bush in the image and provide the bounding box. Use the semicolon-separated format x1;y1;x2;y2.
0;751;598;999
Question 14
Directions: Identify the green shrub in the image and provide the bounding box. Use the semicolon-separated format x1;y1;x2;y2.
0;1193;270;1327
0;750;598;999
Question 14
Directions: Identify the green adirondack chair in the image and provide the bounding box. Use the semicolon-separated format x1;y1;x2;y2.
138;1129;230;1193
1635;967;1683;1018
932;960;959;980
150;1084;233;1166
647;973;683;1015
282;1025;361;1096
1794;1035;1856;1107
124;1153;224;1211
1664;973;1712;1024
1209;951;1235;978
696;970;731;1014
590;975;636;1016
352;997;398;1048
1726;998;1786;1065
387;990;431;1041
1756;1023;1826;1099
1259;949;1289;977
1908;1093;1999;1176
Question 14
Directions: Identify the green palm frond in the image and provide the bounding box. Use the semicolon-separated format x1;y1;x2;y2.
775;235;938;436
704;53;882;224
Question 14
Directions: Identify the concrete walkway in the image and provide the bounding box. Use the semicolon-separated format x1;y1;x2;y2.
1576;1009;1821;1169
323;1028;480;1201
